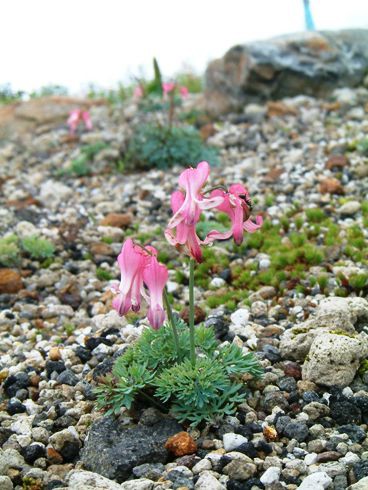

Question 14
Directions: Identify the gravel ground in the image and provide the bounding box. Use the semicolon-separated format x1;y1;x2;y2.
0;87;368;490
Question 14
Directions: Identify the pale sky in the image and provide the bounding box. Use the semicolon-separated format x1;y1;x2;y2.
1;0;368;93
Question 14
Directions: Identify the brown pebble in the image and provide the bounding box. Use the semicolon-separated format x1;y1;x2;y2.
49;346;62;361
100;212;133;228
165;431;197;456
263;425;278;442
316;451;341;463
0;268;23;294
201;439;217;450
319;177;344;195
47;447;63;464
326;155;349;170
284;361;302;380
267;101;297;117
180;306;206;325
90;242;115;256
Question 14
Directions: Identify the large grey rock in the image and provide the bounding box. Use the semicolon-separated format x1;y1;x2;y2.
279;297;368;362
205;29;368;115
302;332;368;387
81;416;182;482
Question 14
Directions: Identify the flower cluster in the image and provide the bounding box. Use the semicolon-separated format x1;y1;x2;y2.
112;161;262;329
112;239;168;329
67;109;93;134
165;161;263;262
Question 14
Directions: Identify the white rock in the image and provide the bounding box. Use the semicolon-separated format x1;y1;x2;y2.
298;471;332;489
230;309;249;327
10;416;33;436
340;451;360;465
223;433;248;452
121;479;154;490
210;277;226;288
15;221;38;238
192;458;212;474
349;476;368;489
0;476;13;490
39;180;73;209
260;466;281;485
337;201;361;216
259;258;271;269
195;471;225;490
304;453;318;466
66;469;122;489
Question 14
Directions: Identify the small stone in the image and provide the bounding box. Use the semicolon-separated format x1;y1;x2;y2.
49;427;81;462
56;369;79;386
223;433;248;452
132;463;165;481
263;425;278;442
67;470;122;490
49;346;62;361
316;451;341;463
349;476;368;489
325;155;349;170
23;443;45;463
100;213;133;228
210;277;226;288
284;362;302;379
223;459;257;480
337;201;361;216
319;177;344;195
121;480;154;490
230;309;249;327
192;458;212;474
7;398;27;415
298;472;332;489
180;306;206;325
304;453;318;465
283;422;309;442
0;269;23;294
251;301;267;317
260;466;281;485
194;470;225;489
165;432;197;457
0;476;13;490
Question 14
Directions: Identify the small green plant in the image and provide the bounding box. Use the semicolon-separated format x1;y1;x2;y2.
64;142;108;176
305;208;326;223
125;124;218;171
21;236;55;259
96;268;113;281
0;235;20;266
96;320;262;425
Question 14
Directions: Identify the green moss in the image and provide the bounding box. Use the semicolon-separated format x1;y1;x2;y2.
305;208;326;223
349;273;368;290
65;323;76;336
317;274;329;290
265;194;275;207
101;236;114;244
96;268;113;281
358;359;368;376
329;329;356;338
334;287;348;297
294;216;304;230
0;234;20;266
21;235;55;259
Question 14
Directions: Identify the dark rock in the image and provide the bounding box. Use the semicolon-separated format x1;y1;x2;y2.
0;428;12;446
167;470;194;489
59;440;80;462
353;461;368;481
253;440;273;454
283;422;309;442
302;391;321;403
204;316;229;340
219;268;232;283
263;391;289;413
227;478;265;490
330;400;361;425
23;443;45;463
275;415;292;434
262;345;281;362
355;396;368;413
7;398;27;415
205;29;368;115
132;463;166;481
316;451;341;462
236;441;257;458
337;424;366;443
46;482;65;489
81;416;182;482
45;360;66;378
85;337;112;351
92;358;114;382
175;454;201;468
139;407;164;426
277;376;297;392
56;369;79;386
74;346;92;363
3;372;29;397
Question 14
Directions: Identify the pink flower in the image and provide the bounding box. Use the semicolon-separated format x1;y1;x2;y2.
67;109;92;134
168;161;223;229
179;86;189;98
143;254;168;329
162;82;175;95
206;184;263;245
112;239;168;329
133;86;144;98
165;190;204;262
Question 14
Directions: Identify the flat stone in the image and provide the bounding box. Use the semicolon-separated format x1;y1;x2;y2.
81;416;182;482
66;469;122;489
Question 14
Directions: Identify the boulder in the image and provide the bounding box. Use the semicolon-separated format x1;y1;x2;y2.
81;416;182;482
205;29;368;115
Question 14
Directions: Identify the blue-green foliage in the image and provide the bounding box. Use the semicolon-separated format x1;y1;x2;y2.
95;319;262;425
125;124;219;171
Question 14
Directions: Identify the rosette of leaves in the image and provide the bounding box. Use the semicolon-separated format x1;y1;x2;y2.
95;319;263;426
125;124;219;171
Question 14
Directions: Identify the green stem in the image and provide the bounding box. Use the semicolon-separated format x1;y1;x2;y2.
163;288;180;358
189;258;196;366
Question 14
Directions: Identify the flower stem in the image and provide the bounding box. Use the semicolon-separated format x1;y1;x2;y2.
163;288;180;358
189;258;196;366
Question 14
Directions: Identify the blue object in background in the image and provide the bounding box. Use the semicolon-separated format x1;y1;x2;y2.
303;0;315;30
